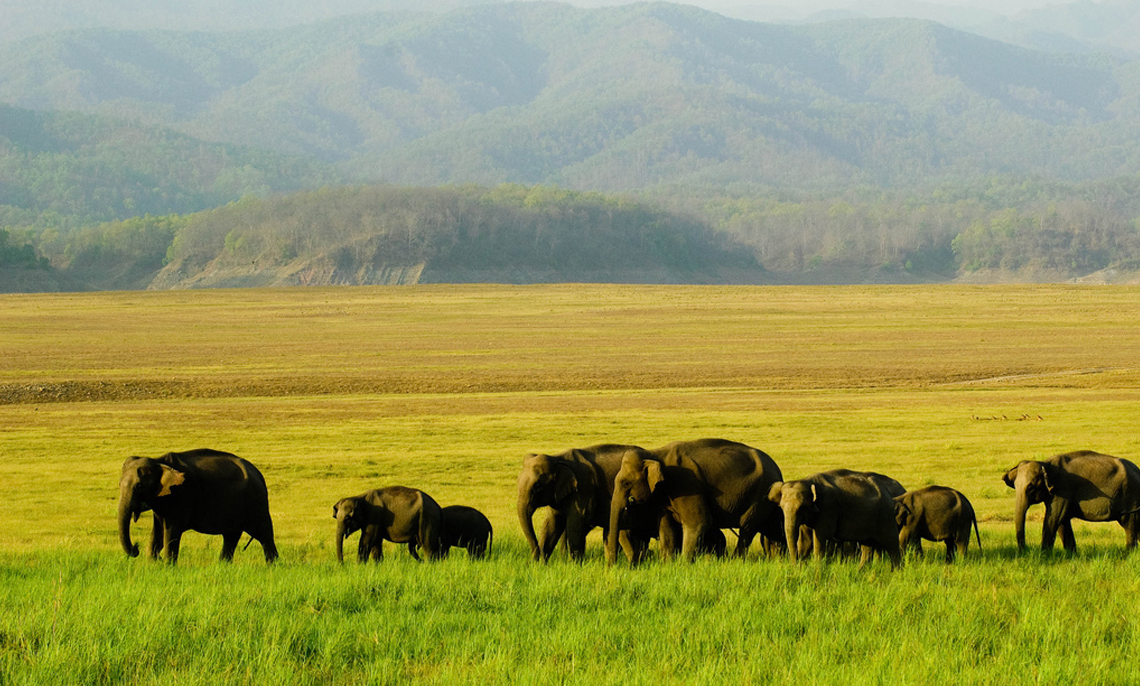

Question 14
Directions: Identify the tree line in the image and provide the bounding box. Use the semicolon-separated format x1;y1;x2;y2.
7;178;1140;289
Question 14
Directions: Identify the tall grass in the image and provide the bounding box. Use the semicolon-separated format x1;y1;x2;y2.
3;285;1140;683
3;545;1139;685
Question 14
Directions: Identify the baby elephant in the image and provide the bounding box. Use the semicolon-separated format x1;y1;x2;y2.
436;505;494;559
895;485;981;563
333;486;443;563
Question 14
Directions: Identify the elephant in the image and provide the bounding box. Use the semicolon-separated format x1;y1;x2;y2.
436;505;493;559
696;525;727;558
1003;450;1140;551
517;444;652;562
606;438;784;563
767;469;902;568
117;448;278;564
333;486;442;563
895;485;981;562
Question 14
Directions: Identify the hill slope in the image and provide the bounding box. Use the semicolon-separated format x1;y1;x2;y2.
0;103;334;227
148;185;766;288
2;4;1139;191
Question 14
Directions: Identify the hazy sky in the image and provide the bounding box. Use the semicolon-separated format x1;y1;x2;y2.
702;0;1081;9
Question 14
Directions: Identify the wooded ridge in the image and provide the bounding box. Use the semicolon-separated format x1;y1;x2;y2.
4;3;1140;288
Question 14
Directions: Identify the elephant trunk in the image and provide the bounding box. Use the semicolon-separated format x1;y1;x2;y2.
517;492;541;562
1014;490;1030;551
117;484;139;558
605;494;623;565
784;511;801;562
335;517;348;563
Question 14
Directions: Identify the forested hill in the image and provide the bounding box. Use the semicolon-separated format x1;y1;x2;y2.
2;3;1140;191
0;103;334;230
150;185;765;288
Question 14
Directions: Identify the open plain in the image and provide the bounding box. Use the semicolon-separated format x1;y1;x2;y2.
2;284;1140;684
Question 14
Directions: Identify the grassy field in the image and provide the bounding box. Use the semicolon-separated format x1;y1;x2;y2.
2;284;1140;684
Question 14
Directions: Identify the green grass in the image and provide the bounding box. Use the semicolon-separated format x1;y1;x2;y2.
3;284;1140;683
4;547;1140;685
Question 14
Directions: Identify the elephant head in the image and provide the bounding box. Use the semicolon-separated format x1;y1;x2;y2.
605;450;664;564
894;496;912;529
767;481;819;561
1003;460;1056;550
117;456;185;558
517;453;578;561
332;496;368;563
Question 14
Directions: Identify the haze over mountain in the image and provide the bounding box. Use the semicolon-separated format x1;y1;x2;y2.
2;3;1138;193
2;0;1133;54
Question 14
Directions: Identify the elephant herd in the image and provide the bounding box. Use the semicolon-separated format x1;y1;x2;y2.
116;442;1140;566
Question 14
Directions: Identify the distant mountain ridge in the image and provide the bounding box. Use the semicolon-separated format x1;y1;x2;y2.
2;3;1139;193
0;103;334;227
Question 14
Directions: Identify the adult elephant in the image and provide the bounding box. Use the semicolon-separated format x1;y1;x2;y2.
768;469;902;568
117;448;278;564
1003;450;1140;551
333;486;442;563
605;438;784;563
517;444;647;562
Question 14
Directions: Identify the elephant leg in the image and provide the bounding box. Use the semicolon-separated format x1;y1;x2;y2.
563;516;588;562
733;503;764;559
1041;501;1069;551
220;532;241;562
260;537;279;563
897;524;914;557
811;530;826;562
407;541;422;561
660;515;682;561
734;529;756;558
944;540;955;564
539;512;566;562
1122;514;1140;549
149;514;165;559
680;524;702;562
359;527;380;563
886;540;902;569
163;522;183;563
249;519;278;563
618;531;646;565
1060;521;1076;552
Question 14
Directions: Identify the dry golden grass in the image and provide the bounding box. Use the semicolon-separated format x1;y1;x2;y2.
2;284;1140;556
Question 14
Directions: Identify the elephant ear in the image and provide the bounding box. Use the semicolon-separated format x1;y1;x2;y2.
156;464;185;498
1002;466;1020;488
894;497;911;523
554;464;578;502
646;461;665;494
767;482;784;504
1040;462;1057;495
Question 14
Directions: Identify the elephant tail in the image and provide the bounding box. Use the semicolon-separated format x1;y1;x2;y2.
241;535;254;552
972;515;982;549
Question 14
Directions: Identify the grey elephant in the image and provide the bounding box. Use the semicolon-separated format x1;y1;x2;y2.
895;485;981;562
117;448;278;564
333;486;442;563
517;444;651;562
437;505;493;559
767;469;902;568
1003;450;1140;551
606;438;784;563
